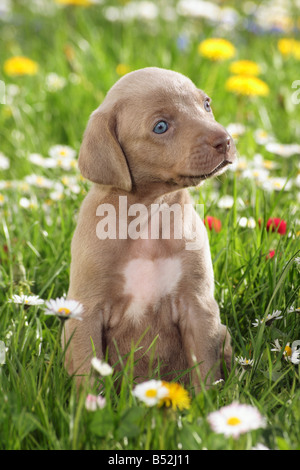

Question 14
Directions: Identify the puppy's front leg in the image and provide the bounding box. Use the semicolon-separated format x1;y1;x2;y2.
178;296;227;389
62;304;104;387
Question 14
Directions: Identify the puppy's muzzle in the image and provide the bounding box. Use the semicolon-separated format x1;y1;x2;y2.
213;134;231;155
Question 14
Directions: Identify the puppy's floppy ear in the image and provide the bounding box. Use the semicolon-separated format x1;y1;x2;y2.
78;108;132;192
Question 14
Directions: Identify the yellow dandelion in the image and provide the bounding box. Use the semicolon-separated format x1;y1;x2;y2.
225;75;269;96
55;0;93;6
229;60;261;76
278;38;300;59
198;38;236;61
4;56;38;77
116;63;131;76
160;382;191;411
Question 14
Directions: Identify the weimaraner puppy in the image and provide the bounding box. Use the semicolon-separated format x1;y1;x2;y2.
63;67;236;389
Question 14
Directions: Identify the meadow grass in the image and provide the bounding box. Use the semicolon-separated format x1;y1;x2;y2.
0;0;300;450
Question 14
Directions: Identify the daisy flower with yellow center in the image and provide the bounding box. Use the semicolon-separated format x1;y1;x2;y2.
132;380;169;407
207;402;266;439
44;297;83;320
252;310;283;327
229;60;261;76
225;75;269;96
235;356;254;368
8;294;44;306
198;38;236;61
160;381;191;411
49;145;76;160
271;339;300;364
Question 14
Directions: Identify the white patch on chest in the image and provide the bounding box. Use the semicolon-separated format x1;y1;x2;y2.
123;257;182;322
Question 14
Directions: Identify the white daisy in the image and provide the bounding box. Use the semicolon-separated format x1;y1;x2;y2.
254;128;274;145
265;142;300;158
8;294;44;306
261;176;292;192
238;217;256;229
271;339;300;364
49;145;76;160
91;357;113;376
61;176;81;194
44;297;83;320
217;195;234;209
19;196;38;209
45;73;67;92
85;393;106;411
226;123;246;141
25;174;54;189
29;153;56;168
132;380;169;407
235;356;254;367
0;340;7;365
207;402;266;439
242;167;270;183
0;152;10;170
251;443;270;450
228;156;247;172
252;310;283;327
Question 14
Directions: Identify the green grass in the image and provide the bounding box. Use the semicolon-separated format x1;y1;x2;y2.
0;0;300;450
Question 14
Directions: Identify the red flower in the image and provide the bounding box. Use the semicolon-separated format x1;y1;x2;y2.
204;216;222;232
258;217;287;235
266;250;275;260
266;218;287;235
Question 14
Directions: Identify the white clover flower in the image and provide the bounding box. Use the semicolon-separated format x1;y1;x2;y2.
85;393;106;411
132;380;169;407
44;297;83;320
8;294;44;306
91;357;113;376
207;402;266;439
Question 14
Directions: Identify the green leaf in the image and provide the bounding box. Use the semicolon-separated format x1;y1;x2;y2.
115;407;146;440
89;408;115;438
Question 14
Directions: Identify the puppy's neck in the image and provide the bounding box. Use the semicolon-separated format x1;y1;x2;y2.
127;181;188;206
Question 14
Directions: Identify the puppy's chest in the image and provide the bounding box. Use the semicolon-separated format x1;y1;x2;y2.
121;244;183;323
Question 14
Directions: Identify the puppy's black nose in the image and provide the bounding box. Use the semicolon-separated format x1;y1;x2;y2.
214;135;231;154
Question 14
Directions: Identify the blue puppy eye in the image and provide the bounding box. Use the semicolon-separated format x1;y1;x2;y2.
204;99;211;112
153;121;169;134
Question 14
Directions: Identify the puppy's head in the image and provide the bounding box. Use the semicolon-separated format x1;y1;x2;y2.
79;67;236;191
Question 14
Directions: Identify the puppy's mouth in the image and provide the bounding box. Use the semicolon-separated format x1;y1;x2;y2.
178;160;231;187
